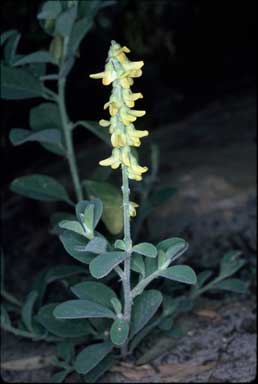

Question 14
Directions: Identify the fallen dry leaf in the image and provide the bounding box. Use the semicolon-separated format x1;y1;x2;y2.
1;355;55;371
111;362;155;380
159;362;215;381
194;309;223;322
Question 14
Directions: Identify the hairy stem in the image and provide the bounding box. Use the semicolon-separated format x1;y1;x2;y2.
121;165;132;357
58;77;83;202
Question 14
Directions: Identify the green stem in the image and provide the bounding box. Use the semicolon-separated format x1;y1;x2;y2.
121;165;132;357
58;77;83;202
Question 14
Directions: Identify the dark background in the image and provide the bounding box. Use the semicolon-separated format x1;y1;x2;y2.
1;0;256;187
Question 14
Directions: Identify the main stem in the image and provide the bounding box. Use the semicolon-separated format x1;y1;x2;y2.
121;164;132;357
58;77;83;202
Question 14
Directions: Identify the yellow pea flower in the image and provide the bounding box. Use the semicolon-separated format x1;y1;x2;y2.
111;131;127;147
99;148;121;169
122;89;143;108
129;201;139;217
90;62;117;86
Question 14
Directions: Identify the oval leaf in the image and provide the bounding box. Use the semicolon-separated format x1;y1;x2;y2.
74;342;113;375
36;303;93;338
71;282;118;309
10;174;72;204
1;64;43;99
89;252;126;279
213;278;248;294
110;319;129;346
53;299;115;319
130;290;163;338
160;265;197;285
133;243;157;258
76;199;103;230
13;51;54;66
9;128;63;149
157;237;188;264
59;231;95;264
83;180;123;235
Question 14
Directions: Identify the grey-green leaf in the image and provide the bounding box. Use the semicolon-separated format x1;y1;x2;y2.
213;278;249;294
68;18;93;56
157;237;188;264
36;303;93;338
76;199;103;230
131;254;145;277
59;231;95;264
219;250;245;279
55;6;77;37
71;282;118;309
89;252;126;279
59;220;86;237
110;319;129;346
21;290;38;332
160;265;197;285
130;290;163;338
83;355;115;383
54;300;115;319
10;174;72;204
1;64;43;99
74;341;113;375
133;243;157;258
30;102;64;155
37;1;62;19
9;128;63;149
13;51;54;66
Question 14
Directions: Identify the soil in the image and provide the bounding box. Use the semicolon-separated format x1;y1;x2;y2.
1;87;256;382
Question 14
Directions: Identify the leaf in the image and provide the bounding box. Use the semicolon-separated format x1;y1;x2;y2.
75;341;113;375
145;257;157;277
59;220;86;237
21;291;38;332
78;0;115;19
30;102;64;155
37;1;62;19
77;121;110;145
59;231;95;264
0;30;17;46
114;239;126;250
130;290;163;338
82;203;94;237
68;18;93;56
54;299;115;319
1;64;43;99
3;31;21;64
213;278;249;294
36;304;93;338
84;237;107;254
1;304;12;328
219;250;245;279
157;238;188;265
71;282;118;309
196;270;213;288
110;319;129;346
131;254;145;277
10;174;72;204
89;252;126;279
110;298;122;315
76;199;103;230
51;369;70;383
31;264;87;308
9;129;63;150
83;180;123;235
55;6;77;37
160;265;197;285
13;51;54;66
83;355;115;383
133;243;157;258
56;341;74;362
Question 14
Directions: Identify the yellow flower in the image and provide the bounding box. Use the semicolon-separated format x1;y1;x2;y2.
112;44;130;63
122;89;143;108
99;119;110;127
119;76;134;89
129;201;139;217
123;61;144;72
104;100;120;116
99;148;121;169
127;156;148;181
111;131;127;147
126;124;149;146
90;62;117;86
